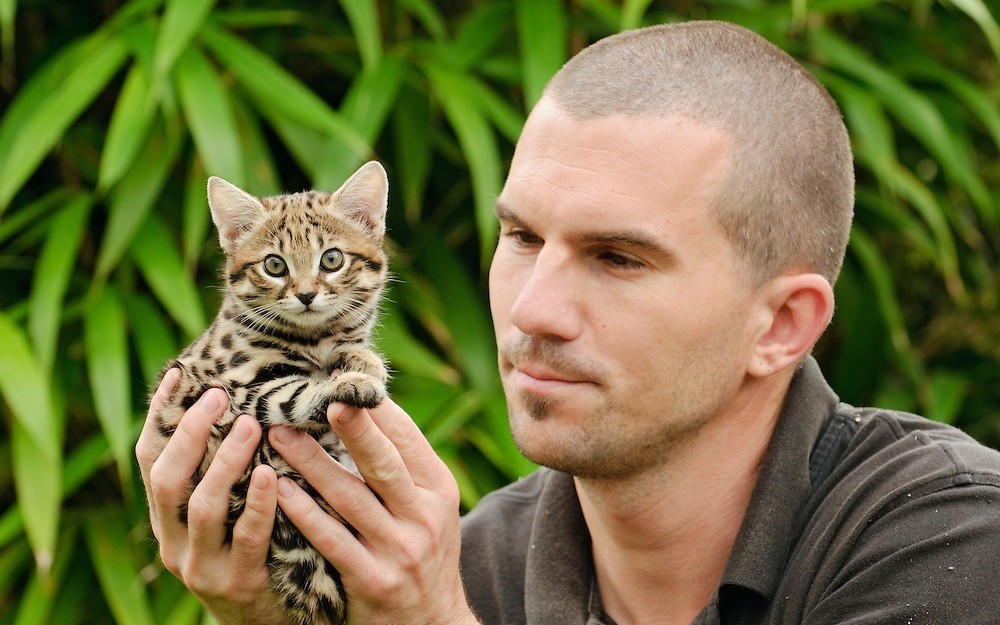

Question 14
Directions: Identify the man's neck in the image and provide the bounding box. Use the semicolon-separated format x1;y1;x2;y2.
575;374;791;625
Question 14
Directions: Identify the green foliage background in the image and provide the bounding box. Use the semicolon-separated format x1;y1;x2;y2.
0;0;997;621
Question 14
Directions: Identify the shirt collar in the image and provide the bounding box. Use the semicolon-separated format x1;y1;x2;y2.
718;356;839;600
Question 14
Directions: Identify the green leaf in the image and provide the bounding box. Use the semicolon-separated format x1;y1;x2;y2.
0;30;129;214
376;300;459;385
848;228;915;364
83;287;133;488
1;0;16;75
124;294;179;386
183;156;212;272
397;0;446;39
810;28;994;220
94;118;184;282
426;65;503;264
153;0;218;82
175;45;244;185
950;0;1000;64
85;513;156;625
99;62;157;192
516;0;567;107
620;0;654;29
0;188;69;247
315;56;405;190
339;0;381;69
200;24;370;157
391;85;433;223
131;215;208;338
231;96;281;196
927;371;969;424
0;311;61;574
12;529;75;625
0;433;114;550
28;195;92;372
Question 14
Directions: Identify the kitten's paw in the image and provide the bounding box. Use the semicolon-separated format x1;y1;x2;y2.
331;372;386;409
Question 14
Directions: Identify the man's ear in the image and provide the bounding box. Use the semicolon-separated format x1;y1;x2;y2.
748;273;834;378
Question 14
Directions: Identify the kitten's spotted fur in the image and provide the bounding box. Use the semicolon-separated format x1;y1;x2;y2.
155;161;391;625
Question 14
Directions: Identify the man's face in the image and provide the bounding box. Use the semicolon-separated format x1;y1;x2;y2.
489;98;763;480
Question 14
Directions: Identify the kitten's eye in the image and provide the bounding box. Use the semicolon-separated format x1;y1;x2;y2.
320;248;344;272
263;255;288;277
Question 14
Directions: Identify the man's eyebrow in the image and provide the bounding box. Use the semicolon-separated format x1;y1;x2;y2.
493;200;522;225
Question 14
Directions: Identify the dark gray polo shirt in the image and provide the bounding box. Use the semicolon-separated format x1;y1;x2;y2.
460;358;1000;624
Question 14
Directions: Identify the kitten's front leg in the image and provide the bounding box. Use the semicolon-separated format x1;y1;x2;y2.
259;353;385;430
328;346;388;409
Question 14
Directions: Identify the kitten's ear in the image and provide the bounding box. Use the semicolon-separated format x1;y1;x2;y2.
207;176;266;253
333;161;388;241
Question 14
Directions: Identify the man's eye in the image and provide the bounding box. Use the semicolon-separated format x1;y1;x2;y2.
507;229;542;246
600;252;644;270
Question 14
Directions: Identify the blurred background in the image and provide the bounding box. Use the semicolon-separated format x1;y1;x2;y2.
0;0;997;622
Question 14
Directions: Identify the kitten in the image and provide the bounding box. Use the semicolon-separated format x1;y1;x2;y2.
154;161;391;625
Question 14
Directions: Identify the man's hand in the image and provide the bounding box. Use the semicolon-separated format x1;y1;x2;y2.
135;369;290;625
269;398;481;625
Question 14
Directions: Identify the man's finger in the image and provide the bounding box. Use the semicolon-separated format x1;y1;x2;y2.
275;476;370;575
149;388;229;548
269;426;392;539
365;397;453;489
188;414;260;552
137;367;182;536
229;464;279;574
327;403;416;510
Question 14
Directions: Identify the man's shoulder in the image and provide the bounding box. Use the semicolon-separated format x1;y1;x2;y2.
775;406;1000;623
840;405;1000;490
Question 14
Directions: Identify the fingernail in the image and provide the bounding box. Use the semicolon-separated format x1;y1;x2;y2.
232;415;253;443
330;403;359;426
277;477;296;498
200;389;223;412
252;468;270;491
271;426;298;446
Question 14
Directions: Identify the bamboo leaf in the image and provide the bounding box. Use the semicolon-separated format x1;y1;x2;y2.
848;228;914;361
809;28;994;219
0;30;129;214
0;311;61;574
85;513;156;625
124;294;179;386
94;119;184;282
315;56;405;189
153;0;218;82
426;65;503;264
131;215;208;338
0;189;69;247
13;529;75;625
620;0;653;29
397;0;446;39
99;63;157;192
1;0;16;77
28;195;92;372
339;0;381;69
175;45;244;185
200;24;370;157
183;156;212;272
83;287;133;488
0;433;114;550
516;0;567;107
950;0;1000;64
376;300;459;385
231;96;281;196
391;85;433;223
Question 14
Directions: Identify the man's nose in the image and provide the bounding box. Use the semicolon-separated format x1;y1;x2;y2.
509;247;582;340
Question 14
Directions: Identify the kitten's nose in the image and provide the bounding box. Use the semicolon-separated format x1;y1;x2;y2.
297;292;316;306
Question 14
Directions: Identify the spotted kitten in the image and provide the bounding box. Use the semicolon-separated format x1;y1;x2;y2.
154;161;391;625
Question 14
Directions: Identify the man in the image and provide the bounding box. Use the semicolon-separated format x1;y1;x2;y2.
136;21;1000;625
